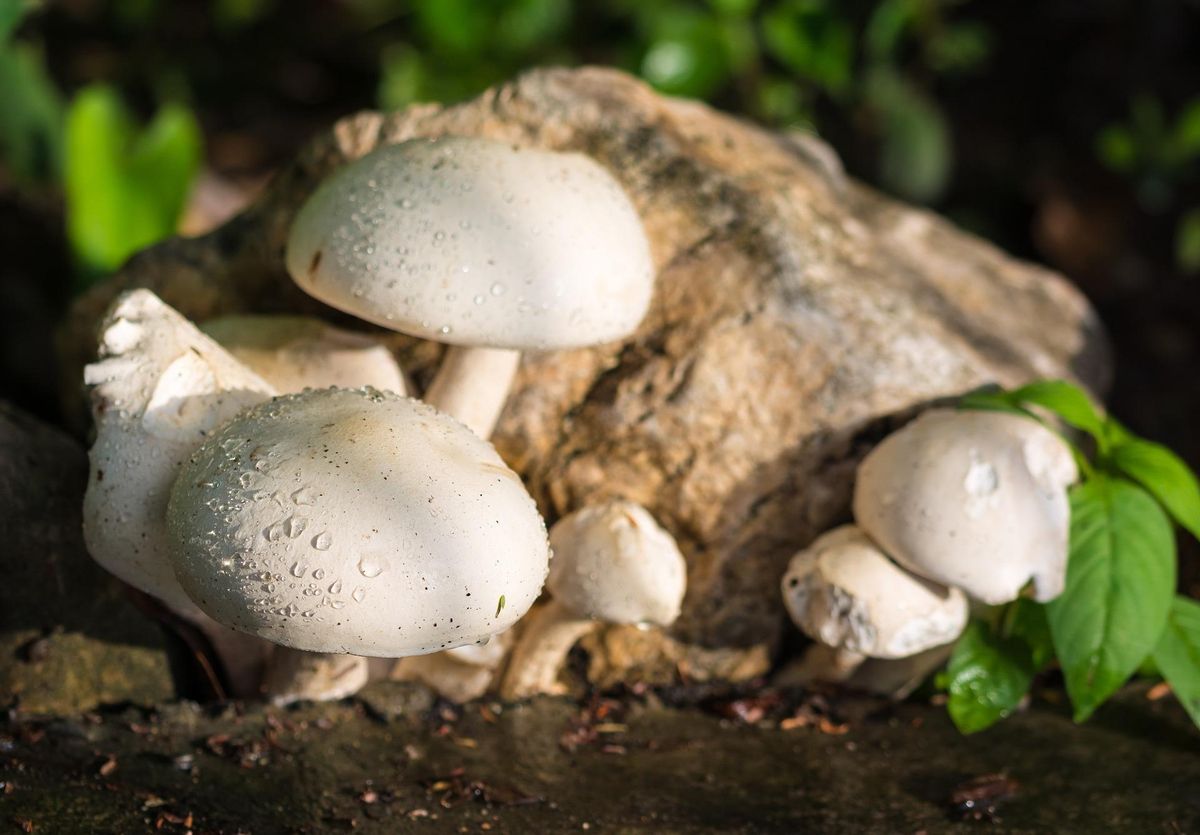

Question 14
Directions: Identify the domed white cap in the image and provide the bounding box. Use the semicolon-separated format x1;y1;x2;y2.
285;136;655;350
200;315;408;395
546;500;686;626
853;409;1077;605
82;290;275;615
166;386;550;656
781;525;968;659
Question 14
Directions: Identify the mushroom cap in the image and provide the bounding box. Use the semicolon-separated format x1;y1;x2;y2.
780;525;968;659
166;386;550;656
546;500;686;626
82;290;275;615
285;136;655;351
853;408;1077;605
200;314;408;395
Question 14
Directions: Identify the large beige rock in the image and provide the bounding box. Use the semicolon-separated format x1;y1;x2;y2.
0;403;173;713
59;68;1108;671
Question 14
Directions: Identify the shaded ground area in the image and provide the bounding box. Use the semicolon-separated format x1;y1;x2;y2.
2;683;1197;834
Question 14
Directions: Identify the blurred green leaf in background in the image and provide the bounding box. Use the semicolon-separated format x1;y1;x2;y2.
0;0;64;183
65;85;202;282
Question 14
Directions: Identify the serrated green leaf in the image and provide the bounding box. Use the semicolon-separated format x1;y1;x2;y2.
1109;437;1200;541
944;620;1035;734
1047;477;1175;722
1008;379;1107;444
1152;596;1200;728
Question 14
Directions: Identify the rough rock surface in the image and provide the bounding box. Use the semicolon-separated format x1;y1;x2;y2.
60;67;1109;661
0;402;173;713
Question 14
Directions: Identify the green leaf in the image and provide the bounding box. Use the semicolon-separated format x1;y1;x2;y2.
944;620;1035;734
1007;598;1054;670
1176;208;1200;275
1152;596;1200;728
0;39;62;182
1008;379;1107;444
958;387;1033;418
639;9;733;98
65;85;202;278
862;0;913;63
760;0;854;95
1109;437;1200;542
864;67;951;202
1047;477;1176;722
1;0;29;43
1169;99;1200;162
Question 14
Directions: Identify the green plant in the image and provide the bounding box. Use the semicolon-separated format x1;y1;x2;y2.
64;84;202;282
0;0;63;183
1097;96;1200;274
939;380;1200;732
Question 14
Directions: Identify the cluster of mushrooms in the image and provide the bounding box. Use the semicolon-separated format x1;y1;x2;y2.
782;408;1075;693
81;135;1077;707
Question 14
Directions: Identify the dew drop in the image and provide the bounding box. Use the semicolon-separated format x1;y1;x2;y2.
312;532;332;551
284;515;308;538
357;556;386;578
289;561;307;579
328;579;343;595
352;587;366;603
490;282;505;296
313;567;326;580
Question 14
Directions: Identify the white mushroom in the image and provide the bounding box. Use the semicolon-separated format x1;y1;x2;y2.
285;136;655;438
780;525;968;682
166;386;550;657
500;500;686;699
853;409;1077;605
82;289;276;696
200;314;408;395
390;630;514;703
261;649;370;706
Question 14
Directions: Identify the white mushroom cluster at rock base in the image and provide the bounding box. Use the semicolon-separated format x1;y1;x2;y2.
780;408;1078;692
78;133;662;706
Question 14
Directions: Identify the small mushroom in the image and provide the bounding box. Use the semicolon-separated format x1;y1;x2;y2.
853;409;1077;605
261;648;370;706
200;314;408;395
500;500;686;699
390;631;514;703
82;289;276;695
166;387;550;658
780;525;968;681
285;136;655;437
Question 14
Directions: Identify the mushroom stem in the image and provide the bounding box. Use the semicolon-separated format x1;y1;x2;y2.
262;648;369;706
424;346;520;438
499;601;596;700
190;613;274;698
792;645;868;684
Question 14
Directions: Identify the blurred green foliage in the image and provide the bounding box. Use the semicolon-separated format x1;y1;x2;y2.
1098;96;1200;274
0;0;62;183
65;85;202;280
2;0;201;283
367;0;990;202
